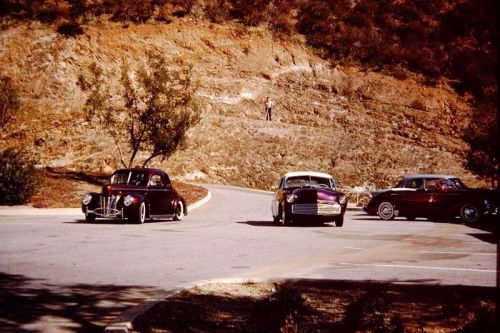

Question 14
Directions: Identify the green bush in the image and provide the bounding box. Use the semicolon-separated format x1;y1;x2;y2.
0;149;40;205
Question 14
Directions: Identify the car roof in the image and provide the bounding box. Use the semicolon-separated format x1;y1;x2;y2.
403;174;458;180
284;171;333;179
113;168;166;174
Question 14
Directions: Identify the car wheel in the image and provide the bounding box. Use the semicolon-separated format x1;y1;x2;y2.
132;202;146;224
281;205;291;226
459;203;480;224
85;212;96;223
335;216;344;227
173;201;184;221
377;201;395;220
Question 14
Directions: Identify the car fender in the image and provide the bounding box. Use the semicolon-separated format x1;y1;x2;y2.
81;192;100;213
122;193;147;216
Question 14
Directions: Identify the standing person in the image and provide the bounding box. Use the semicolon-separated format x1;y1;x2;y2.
265;97;273;121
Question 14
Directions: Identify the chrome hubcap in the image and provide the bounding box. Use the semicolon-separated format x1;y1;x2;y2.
379;203;393;219
463;206;478;222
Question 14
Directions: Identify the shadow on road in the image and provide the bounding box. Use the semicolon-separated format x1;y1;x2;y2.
237;221;335;228
133;278;498;333
0;272;162;333
64;219;179;225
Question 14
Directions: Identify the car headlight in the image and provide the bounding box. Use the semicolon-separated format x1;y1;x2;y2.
124;195;134;207
82;193;92;205
286;194;295;203
339;194;347;205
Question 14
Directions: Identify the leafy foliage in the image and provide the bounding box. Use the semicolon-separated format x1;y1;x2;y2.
0;149;40;205
0;75;20;129
57;21;84;37
78;52;201;168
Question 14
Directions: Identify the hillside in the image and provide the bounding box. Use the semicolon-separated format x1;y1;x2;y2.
0;1;497;193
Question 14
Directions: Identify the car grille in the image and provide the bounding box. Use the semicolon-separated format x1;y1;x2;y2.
94;195;121;217
292;203;341;216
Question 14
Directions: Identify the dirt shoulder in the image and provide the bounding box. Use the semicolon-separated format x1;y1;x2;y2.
28;168;208;208
133;280;497;333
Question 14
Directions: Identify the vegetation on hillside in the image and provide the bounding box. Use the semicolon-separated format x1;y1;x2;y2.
0;149;40;205
0;75;20;129
77;52;201;168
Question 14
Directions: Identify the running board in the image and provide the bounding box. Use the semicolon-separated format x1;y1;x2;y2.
149;214;175;220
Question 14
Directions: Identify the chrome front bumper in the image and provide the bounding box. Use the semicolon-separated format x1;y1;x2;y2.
292;203;342;216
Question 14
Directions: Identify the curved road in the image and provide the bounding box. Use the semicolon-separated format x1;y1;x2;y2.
0;184;497;331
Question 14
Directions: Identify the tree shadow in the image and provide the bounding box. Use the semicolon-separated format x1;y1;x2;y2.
0;272;162;333
237;221;336;228
133;278;499;333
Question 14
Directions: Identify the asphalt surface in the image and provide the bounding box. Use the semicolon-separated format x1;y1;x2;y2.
0;184;498;332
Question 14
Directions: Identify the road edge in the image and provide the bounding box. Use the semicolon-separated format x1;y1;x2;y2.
104;277;269;333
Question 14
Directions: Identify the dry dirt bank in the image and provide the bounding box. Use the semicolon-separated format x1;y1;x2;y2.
0;18;487;191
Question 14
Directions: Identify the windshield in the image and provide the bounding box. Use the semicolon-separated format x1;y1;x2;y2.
110;170;148;186
284;176;333;189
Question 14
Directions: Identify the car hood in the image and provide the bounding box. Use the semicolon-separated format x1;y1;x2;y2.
101;184;146;196
290;187;341;203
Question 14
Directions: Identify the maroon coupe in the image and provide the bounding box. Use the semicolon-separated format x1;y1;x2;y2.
81;168;187;223
364;174;499;224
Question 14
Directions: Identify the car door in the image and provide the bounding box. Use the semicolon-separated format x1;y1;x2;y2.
396;178;428;216
147;173;174;215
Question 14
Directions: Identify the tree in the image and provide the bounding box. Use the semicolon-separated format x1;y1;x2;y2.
78;53;201;168
463;103;499;189
0;75;20;129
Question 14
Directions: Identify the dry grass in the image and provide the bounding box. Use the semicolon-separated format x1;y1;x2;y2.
134;280;497;333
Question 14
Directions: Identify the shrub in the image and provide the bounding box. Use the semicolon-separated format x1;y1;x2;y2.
0;149;41;205
0;75;20;129
205;0;231;23
57;21;84;37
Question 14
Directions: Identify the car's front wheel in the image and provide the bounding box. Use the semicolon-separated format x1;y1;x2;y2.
459;203;480;224
85;212;96;223
281;205;291;226
377;201;395;220
131;201;146;224
173;201;184;221
335;215;344;227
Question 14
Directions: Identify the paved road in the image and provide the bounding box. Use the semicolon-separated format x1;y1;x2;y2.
0;184;498;332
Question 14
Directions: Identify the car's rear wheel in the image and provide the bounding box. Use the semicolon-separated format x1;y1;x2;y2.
335;216;344;227
459;203;480;224
378;201;395;220
132;202;146;224
173;201;184;221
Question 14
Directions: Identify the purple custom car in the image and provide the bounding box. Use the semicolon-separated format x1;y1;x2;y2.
271;172;347;226
81;168;187;224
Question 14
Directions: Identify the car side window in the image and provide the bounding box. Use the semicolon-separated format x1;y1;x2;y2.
162;174;171;187
424;179;438;190
406;179;423;189
149;174;163;187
